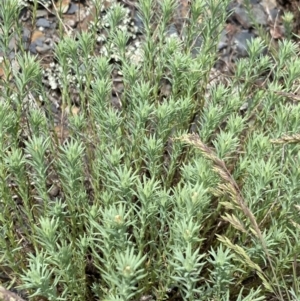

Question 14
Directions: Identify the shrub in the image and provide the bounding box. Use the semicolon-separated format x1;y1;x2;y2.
1;0;300;300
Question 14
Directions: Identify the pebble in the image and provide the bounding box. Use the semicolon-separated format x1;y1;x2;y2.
64;18;77;28
234;31;255;57
252;5;267;26
35;45;52;54
48;184;59;197
29;36;45;54
8;36;17;51
234;5;251;29
233;4;267;29
36;18;51;28
261;0;278;11
166;24;179;38
66;3;78;14
35;9;48;18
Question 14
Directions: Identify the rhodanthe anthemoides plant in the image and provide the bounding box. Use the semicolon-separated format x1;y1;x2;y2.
1;0;300;300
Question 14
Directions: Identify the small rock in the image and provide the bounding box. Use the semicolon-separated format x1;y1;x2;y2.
29;44;37;54
227;1;237;16
44;38;52;45
140;295;153;301
166;24;179;38
22;28;31;46
64;18;77;28
8;36;17;51
50;21;57;29
52;34;60;44
48;184;59;197
35;37;45;47
233;4;267;29
9;52;16;60
66;3;78;14
234;5;251;29
234;31;255;57
36;9;48;18
111;96;122;110
29;36;45;54
36;18;51;28
36;44;52;53
252;5;267;26
239;101;249;111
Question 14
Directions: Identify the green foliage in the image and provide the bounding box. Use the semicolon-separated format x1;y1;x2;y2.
0;0;300;300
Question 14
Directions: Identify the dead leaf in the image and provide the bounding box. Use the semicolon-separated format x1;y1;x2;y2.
55;0;71;14
54;125;69;142
31;30;45;43
71;106;80;115
63;105;80;115
270;25;284;39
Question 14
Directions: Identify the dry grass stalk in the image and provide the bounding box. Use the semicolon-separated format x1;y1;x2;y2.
177;133;282;297
178;133;260;236
270;133;300;144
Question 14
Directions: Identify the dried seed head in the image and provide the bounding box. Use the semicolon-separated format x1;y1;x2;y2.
114;214;123;224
